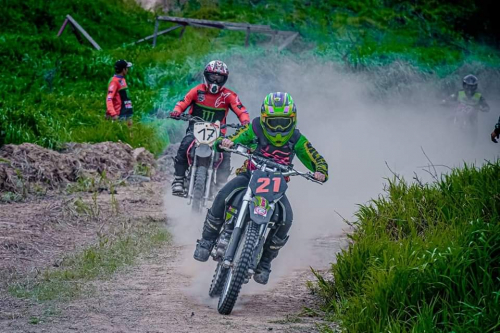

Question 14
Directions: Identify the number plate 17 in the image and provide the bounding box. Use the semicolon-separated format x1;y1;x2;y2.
193;121;221;145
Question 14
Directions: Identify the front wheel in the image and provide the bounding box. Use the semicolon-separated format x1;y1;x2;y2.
191;165;207;213
217;221;258;315
209;262;228;297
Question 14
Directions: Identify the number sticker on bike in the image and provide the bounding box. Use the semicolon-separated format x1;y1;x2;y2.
250;170;288;200
193;122;220;144
256;177;282;193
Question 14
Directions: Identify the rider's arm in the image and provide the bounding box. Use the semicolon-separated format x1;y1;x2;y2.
441;93;457;105
173;87;197;114
479;96;490;112
215;123;256;152
106;80;119;117
228;94;250;125
294;135;329;181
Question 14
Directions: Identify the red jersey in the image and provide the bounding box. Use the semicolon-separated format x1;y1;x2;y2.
106;75;133;117
173;84;250;132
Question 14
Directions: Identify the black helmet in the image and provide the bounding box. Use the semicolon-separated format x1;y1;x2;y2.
462;74;478;96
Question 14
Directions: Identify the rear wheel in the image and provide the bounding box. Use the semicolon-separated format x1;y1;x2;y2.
217;221;258;315
209;262;228;297
191;165;207;213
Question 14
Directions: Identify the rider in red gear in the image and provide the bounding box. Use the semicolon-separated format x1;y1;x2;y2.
171;60;250;195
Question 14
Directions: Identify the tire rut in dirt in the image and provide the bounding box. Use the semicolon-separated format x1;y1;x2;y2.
217;221;258;315
208;262;229;298
191;165;207;213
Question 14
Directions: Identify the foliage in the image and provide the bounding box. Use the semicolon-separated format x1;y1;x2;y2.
8;221;170;302
0;0;499;154
314;160;500;332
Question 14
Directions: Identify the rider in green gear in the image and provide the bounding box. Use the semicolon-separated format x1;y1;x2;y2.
442;74;490;141
442;74;490;111
193;92;328;285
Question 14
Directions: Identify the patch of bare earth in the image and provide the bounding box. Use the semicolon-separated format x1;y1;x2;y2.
0;142;341;332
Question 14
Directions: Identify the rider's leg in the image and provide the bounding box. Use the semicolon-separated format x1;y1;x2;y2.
254;195;293;285
172;133;194;194
194;174;250;262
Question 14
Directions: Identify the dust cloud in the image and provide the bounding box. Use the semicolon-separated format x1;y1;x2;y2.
164;50;500;299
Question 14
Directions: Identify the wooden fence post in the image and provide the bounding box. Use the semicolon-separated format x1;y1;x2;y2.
57;18;69;37
152;18;159;47
179;25;186;39
245;26;250;47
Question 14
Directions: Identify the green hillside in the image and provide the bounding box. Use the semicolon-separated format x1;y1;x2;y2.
1;0;499;154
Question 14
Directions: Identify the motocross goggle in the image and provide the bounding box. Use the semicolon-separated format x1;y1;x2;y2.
463;83;478;94
264;116;294;132
206;73;227;85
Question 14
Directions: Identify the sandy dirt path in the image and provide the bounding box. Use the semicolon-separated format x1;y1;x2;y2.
3;233;343;333
1;176;344;333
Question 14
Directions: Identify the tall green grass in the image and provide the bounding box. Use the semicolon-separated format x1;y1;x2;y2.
1;0;499;154
315;161;500;332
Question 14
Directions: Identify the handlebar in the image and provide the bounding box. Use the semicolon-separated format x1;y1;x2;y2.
168;113;241;129
221;145;324;185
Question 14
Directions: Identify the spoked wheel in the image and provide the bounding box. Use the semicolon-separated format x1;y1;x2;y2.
209;262;228;298
191;166;207;214
217;221;258;315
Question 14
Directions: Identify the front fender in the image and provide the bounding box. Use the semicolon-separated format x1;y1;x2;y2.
249;196;274;225
195;144;212;158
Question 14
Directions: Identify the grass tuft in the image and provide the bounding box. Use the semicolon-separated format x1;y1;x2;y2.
8;222;170;302
315;160;500;332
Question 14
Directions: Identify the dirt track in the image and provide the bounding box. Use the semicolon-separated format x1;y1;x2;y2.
1;174;343;332
2;232;342;332
4;242;340;333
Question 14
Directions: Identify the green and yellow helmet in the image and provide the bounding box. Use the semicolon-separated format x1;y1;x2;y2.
260;92;297;146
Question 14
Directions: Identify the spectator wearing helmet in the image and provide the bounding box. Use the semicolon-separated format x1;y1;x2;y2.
106;60;134;123
169;60;250;196
193;92;328;285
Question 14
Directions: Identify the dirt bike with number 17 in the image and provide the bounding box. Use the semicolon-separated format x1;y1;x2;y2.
168;114;240;213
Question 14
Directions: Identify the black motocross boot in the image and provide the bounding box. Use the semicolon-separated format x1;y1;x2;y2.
171;175;185;196
193;210;224;262
254;235;289;285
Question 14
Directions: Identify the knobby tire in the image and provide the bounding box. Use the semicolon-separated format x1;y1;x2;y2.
217;221;258;315
191;165;207;213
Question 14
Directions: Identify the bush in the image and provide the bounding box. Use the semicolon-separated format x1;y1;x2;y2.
315;161;500;332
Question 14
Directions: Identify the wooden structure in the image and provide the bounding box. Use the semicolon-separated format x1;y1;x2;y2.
57;15;102;51
136;16;298;51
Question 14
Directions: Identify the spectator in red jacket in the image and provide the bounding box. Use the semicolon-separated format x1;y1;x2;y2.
106;60;133;123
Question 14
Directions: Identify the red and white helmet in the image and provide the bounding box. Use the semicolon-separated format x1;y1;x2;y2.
203;60;229;94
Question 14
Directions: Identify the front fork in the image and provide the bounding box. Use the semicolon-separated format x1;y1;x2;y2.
222;186;252;267
203;149;216;206
186;155;197;205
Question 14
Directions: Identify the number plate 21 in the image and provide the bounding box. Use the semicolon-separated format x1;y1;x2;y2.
249;170;288;201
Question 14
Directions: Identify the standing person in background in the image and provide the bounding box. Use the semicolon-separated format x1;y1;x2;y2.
106;60;133;125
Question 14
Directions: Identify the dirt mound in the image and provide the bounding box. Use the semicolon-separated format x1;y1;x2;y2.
0;142;156;193
156;143;178;180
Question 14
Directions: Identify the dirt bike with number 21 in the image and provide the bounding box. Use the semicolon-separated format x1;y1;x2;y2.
208;144;323;315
